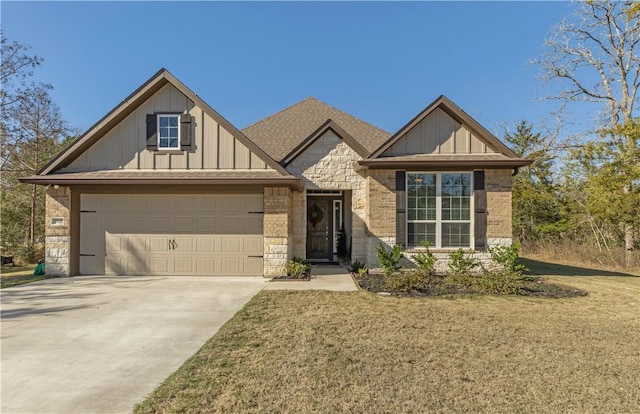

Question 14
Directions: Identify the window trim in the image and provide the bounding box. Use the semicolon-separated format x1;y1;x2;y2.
157;114;181;150
406;171;474;250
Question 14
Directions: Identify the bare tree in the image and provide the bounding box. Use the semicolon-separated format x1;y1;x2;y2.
536;0;639;266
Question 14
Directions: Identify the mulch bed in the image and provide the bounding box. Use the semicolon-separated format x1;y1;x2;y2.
353;273;587;298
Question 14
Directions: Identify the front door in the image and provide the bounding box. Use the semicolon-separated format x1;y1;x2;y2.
306;198;332;260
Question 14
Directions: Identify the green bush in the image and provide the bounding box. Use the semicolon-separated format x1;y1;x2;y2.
489;243;528;273
448;248;478;276
384;271;429;293
349;259;367;273
412;241;437;275
473;269;525;295
376;242;404;276
284;257;311;278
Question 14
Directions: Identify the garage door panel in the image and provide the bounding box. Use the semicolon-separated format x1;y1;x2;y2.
243;237;262;254
243;258;263;275
106;235;123;252
173;237;194;253
129;196;149;212
195;217;217;232
244;217;262;234
196;258;215;273
221;237;241;253
196;237;215;252
105;256;124;275
127;236;148;252
221;258;240;274
174;258;193;273
149;257;168;273
80;194;264;276
149;237;169;252
127;257;148;274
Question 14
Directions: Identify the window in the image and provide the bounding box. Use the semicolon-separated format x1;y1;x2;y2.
407;172;472;248
157;114;180;150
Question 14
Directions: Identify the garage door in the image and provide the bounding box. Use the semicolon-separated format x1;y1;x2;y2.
80;194;263;276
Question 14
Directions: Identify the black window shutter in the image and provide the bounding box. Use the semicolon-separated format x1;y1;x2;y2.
146;114;157;151
180;114;193;151
396;171;407;247
474;170;487;251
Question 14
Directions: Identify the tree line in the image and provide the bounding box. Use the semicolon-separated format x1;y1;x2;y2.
0;0;638;268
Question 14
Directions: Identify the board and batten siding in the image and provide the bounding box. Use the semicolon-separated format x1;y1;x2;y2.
59;84;270;172
383;107;495;156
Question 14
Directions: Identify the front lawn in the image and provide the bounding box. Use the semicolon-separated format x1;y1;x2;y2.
0;264;49;288
135;270;639;413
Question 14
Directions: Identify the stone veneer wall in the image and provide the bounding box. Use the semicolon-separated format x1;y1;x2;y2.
485;169;513;247
263;187;293;276
45;186;71;276
366;170;397;266
286;131;367;261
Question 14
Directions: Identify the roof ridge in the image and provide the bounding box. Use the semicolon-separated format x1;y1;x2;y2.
301;97;391;136
242;97;315;131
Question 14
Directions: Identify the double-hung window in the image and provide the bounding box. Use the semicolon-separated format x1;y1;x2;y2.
157;114;180;150
407;172;472;248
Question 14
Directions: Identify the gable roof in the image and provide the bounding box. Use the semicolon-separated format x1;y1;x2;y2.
38;68;289;176
368;95;521;160
242;97;390;162
281;119;369;166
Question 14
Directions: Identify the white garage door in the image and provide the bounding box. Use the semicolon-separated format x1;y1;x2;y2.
80;194;263;276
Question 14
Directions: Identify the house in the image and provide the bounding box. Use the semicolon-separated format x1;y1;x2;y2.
21;69;531;277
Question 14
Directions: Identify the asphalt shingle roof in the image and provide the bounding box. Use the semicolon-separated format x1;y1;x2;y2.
242;97;391;162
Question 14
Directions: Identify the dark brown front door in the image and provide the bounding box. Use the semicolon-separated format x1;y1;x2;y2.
306;198;332;260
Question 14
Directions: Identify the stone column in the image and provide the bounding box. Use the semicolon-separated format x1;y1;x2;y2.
263;187;293;276
486;169;513;248
45;186;71;276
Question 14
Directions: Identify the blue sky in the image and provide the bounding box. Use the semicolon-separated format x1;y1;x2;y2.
2;1;587;140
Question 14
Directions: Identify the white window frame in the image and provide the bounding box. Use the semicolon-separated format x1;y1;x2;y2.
157;114;181;150
406;171;474;249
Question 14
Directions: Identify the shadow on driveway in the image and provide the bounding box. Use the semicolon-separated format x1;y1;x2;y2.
521;257;638;277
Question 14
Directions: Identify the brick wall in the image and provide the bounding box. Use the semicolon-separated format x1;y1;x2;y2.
45;186;71;276
263;187;293;276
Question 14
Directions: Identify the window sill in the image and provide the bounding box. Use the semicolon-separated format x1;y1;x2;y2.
405;247;476;254
154;150;183;155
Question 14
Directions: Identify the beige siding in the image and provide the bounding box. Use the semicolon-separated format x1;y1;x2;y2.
384;108;495;156
60;84;272;172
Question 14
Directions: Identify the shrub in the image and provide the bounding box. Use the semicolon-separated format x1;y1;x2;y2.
412;241;437;275
376;242;404;276
384;271;428;293
448;248;478;276
357;266;368;276
349;259;367;273
284;257;311;278
489;243;528;273
474;268;525;295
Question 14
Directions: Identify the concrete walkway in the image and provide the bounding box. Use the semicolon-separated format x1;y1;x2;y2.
1;276;266;414
264;265;358;291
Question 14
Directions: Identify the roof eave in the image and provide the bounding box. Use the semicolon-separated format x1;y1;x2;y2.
19;176;304;192
358;158;533;169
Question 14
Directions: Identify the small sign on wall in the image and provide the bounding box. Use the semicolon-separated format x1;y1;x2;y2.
50;217;65;226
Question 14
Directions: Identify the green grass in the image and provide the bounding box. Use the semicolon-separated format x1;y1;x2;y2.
1;264;49;288
135;260;640;413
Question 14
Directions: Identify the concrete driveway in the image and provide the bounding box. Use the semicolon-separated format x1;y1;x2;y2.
1;276;266;414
